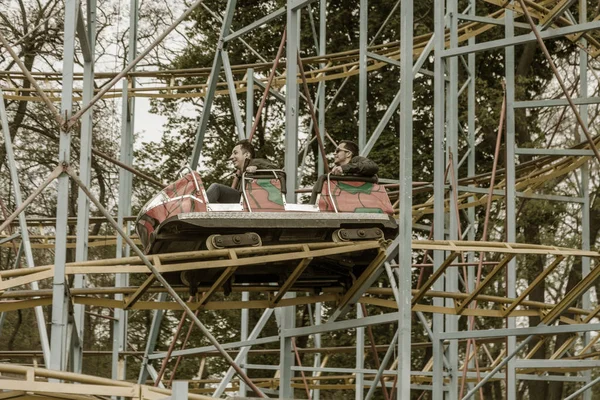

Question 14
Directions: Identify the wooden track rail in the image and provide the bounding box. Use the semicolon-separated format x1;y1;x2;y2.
1;1;598;102
0;240;596;322
0;363;212;400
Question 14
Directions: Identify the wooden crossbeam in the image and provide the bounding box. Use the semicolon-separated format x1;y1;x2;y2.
270;247;313;306
0;298;52;313
0;269;54;291
583;303;600;323
456;254;515;314
578;332;600;356
123;257;160;310
524;337;548;360
198;250;239;306
412;252;459;306
502;255;564;317
542;260;600;324
332;250;388;319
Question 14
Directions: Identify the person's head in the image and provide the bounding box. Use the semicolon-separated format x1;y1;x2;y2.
334;140;358;166
229;139;255;170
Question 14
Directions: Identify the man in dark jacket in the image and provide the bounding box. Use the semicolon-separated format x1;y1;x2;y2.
206;139;277;203
330;140;378;177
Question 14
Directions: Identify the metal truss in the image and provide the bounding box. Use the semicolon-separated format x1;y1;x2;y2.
0;0;599;399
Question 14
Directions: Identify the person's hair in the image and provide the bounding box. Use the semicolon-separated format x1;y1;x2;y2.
235;139;255;159
340;140;358;157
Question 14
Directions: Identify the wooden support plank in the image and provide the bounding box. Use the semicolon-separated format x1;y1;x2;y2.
74;293;339;311
502;255;564;317
412;252;459;306
0;380;138;397
0;298;52;312
66;241;382;275
456;254;515;314
271;246;313;306
198;250;239;306
542;259;600;324
0;269;54;291
524;337;547;360
332;250;388;317
549;336;577;360
123;257;159;310
0;391;26;400
68;241;360;267
412;240;599;257
578;332;600;356
583;303;600;323
0;265;52;280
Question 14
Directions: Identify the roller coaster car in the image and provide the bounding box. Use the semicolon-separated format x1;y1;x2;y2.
135;170;397;291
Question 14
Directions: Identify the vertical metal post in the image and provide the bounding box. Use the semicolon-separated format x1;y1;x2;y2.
138;292;168;384
466;0;476;392
279;294;296;398
355;304;365;398
214;308;275;397
222;50;246;139
358;0;368;151
398;0;413;398
50;0;78;372
190;0;238;169
432;0;446;398
310;302;322;400
578;2;591;398
171;380;188;400
73;0;97;374
317;0;326;176
113;0;138;381
446;1;459;398
238;291;250;397
0;90;51;366
284;0;299;202
504;3;517;399
245;69;254;139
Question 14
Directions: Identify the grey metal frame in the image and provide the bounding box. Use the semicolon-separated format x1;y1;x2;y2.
0;1;598;399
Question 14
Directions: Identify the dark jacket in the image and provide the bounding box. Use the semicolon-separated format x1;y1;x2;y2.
246;158;277;171
235;158;279;190
340;155;378;177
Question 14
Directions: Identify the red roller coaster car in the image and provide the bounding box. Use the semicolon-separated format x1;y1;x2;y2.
135;169;397;291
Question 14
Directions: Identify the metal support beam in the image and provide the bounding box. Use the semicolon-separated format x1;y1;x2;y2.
505;4;518;397
398;0;413;398
49;0;78;372
0;90;50;366
76;3;92;62
73;0;96;374
442;20;600;58
279;294;295;398
112;0;138;381
578;2;592;398
284;0;299;202
432;1;446;398
67;168;266;397
222;50;246;139
224;7;286;43
245;68;254;139
355;304;365;397
358;0;368;151
214;308;275;397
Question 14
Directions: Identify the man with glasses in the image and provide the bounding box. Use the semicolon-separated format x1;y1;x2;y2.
330;140;378;177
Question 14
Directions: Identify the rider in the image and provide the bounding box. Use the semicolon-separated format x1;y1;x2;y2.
330;140;378;177
206;139;277;203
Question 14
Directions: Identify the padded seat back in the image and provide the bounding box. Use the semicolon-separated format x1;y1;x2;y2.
311;174;394;215
242;170;286;212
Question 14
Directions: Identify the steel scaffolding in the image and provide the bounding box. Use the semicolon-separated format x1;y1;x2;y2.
0;0;599;399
